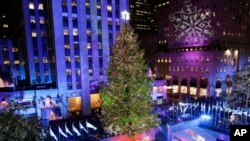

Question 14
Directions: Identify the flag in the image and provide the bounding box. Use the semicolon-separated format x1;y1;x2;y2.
216;101;219;110
201;103;205;112
72;123;81;136
168;106;174;111
208;105;211;114
86;121;97;130
194;103;199;109
58;125;68;138
220;107;224;111
50;126;58;141
79;122;88;133
65;123;73;136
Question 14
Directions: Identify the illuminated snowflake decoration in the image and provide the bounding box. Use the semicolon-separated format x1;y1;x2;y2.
169;0;214;46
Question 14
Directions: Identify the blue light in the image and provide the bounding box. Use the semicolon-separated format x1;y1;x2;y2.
200;114;211;121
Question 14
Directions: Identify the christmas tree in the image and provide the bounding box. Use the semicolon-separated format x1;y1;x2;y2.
0;102;45;141
228;64;250;108
100;23;159;136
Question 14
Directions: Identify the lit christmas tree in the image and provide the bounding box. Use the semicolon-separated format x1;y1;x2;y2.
0;103;45;141
100;23;159;136
228;65;250;108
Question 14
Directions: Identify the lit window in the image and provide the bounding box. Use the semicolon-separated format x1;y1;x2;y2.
107;5;112;12
72;2;77;7
65;56;71;62
75;56;80;62
12;48;18;52
98;43;102;49
3;24;8;28
76;69;81;75
4;60;10;64
73;29;78;36
66;69;72;75
87;43;92;49
86;2;90;7
30;16;35;23
14;60;20;64
89;69;93;75
38;4;43;10
64;29;69;35
64;44;70;49
29;3;34;9
87;30;91;36
43;57;48;63
97;5;101;9
32;32;37;37
169;58;172;63
40;17;45;24
34;57;39;63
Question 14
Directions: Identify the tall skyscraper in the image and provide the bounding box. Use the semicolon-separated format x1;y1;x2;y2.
129;0;160;64
0;0;129;118
156;0;250;96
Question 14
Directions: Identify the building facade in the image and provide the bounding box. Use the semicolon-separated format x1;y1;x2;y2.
0;39;24;88
0;0;129;118
156;0;250;97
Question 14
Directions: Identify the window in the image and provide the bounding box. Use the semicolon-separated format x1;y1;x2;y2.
98;20;102;29
72;2;77;13
76;69;81;76
86;3;90;14
3;24;8;28
99;57;103;68
38;4;44;10
43;57;48;63
87;43;92;49
65;56;71;62
107;5;112;12
64;44;70;49
73;28;78;36
29;3;34;9
64;29;69;35
87;19;91;28
34;57;39;63
66;69;72;75
63;17;68;27
12;48;18;52
88;57;93;68
32;32;37;37
72;18;78;27
72;2;77;7
62;2;68;13
4;60;10;64
40;17;45;24
89;69;93;76
30;16;35;23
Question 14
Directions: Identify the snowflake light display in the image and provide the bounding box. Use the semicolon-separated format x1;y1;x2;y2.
169;0;214;46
